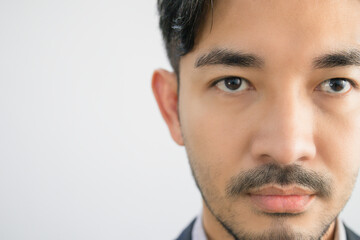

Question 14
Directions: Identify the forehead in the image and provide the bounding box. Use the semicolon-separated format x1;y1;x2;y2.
186;0;360;65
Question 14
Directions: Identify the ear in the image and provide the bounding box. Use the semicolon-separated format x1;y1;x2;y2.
152;69;184;146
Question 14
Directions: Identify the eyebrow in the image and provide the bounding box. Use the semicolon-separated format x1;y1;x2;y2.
313;49;360;68
195;48;264;68
195;48;360;69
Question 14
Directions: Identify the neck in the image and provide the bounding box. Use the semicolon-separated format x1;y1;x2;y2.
202;202;234;240
321;220;336;240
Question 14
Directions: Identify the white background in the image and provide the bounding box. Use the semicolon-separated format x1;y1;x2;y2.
0;1;359;239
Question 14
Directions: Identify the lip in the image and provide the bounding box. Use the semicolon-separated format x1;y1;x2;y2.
248;185;315;214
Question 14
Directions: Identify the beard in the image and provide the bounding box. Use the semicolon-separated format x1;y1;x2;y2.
184;144;354;240
201;206;337;240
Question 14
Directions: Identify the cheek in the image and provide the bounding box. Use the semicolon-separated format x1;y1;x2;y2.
316;110;360;195
179;81;256;158
179;93;256;193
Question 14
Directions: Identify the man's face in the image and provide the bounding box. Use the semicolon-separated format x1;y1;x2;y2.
177;0;360;239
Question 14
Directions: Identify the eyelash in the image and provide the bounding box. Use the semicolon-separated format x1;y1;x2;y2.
210;77;251;87
320;78;358;88
210;76;359;92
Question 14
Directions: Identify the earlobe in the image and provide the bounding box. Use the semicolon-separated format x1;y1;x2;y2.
151;69;184;146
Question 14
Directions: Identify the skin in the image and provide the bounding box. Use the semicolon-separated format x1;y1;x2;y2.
152;0;360;239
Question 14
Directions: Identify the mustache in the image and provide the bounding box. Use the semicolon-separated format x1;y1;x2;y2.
226;163;332;198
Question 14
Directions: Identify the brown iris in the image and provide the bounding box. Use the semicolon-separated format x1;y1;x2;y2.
224;77;242;90
329;79;347;92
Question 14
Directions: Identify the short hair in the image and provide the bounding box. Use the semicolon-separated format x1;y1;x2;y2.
157;0;212;75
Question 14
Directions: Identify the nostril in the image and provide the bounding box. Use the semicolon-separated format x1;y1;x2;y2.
251;135;316;166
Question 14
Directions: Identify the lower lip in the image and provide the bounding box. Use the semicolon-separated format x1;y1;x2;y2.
249;194;314;213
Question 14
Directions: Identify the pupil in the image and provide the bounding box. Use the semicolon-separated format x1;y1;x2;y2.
225;78;242;90
329;79;345;91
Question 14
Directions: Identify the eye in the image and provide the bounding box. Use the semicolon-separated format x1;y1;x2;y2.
317;78;353;94
215;77;251;93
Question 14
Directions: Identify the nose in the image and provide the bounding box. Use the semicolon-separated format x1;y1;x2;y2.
250;91;316;165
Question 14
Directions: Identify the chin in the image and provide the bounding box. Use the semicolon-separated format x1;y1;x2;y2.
208;200;338;240
222;219;334;240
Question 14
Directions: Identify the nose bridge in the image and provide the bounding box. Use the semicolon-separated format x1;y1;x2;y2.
251;88;316;165
273;89;306;138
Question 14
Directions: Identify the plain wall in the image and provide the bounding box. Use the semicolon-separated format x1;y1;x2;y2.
0;1;359;239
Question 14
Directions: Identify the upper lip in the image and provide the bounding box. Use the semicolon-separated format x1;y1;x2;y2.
248;185;315;196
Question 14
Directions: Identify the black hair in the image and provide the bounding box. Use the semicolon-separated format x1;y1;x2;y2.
157;0;212;75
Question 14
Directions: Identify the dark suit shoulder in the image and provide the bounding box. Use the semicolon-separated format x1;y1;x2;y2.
175;219;196;240
345;224;360;240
